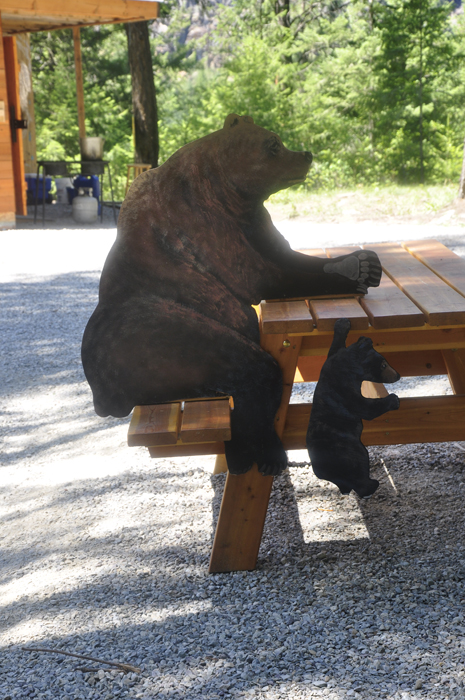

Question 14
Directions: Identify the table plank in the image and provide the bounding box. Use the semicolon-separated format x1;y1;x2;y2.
402;239;465;299
180;400;231;443
260;300;314;334
308;297;369;331
327;246;425;329
365;242;465;326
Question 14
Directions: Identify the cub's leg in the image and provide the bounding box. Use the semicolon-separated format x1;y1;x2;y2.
327;317;351;358
308;437;379;498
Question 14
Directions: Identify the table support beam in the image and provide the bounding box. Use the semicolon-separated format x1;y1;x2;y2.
442;349;465;395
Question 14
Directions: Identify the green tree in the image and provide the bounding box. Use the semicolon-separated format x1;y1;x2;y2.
373;0;456;183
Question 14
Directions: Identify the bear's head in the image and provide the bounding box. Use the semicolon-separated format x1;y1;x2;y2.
165;114;313;203
348;337;400;384
219;114;313;199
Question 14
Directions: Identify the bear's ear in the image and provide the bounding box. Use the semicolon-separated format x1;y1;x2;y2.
223;114;255;129
223;114;241;129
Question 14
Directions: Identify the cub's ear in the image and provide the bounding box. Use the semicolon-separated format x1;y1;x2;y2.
223;114;241;129
355;337;373;351
223;114;255;129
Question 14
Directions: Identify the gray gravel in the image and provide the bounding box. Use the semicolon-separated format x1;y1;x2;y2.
1;220;465;700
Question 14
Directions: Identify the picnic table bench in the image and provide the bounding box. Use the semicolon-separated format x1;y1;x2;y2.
128;239;465;572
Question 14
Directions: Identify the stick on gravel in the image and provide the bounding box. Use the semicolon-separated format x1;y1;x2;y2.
21;646;140;674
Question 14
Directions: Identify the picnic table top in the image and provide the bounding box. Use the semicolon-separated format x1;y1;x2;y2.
261;239;465;334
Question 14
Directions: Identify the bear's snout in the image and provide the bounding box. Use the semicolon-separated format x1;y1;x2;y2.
304;151;313;164
382;364;401;384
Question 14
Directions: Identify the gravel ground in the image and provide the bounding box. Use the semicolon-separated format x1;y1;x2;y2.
1;217;465;700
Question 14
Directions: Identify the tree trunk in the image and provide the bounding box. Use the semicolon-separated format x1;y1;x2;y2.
125;22;159;167
274;0;291;27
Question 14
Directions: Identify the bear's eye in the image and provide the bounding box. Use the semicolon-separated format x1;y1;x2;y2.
381;361;387;369
266;137;281;156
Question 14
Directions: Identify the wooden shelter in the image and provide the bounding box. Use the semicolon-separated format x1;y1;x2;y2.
0;1;159;229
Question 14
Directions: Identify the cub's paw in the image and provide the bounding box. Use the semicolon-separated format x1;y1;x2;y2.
387;393;400;411
355;478;379;499
333;317;351;337
323;250;382;294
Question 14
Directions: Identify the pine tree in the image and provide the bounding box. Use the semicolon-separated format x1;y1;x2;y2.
373;0;455;182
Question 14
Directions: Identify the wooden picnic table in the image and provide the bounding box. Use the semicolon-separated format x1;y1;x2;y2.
129;239;465;573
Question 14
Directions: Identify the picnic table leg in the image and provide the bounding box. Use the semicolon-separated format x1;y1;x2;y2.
209;332;302;573
442;349;465;395
213;455;228;474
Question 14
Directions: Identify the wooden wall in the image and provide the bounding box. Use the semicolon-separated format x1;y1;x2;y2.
0;12;15;229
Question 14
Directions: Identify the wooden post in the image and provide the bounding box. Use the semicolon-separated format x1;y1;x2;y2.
72;27;86;140
0;11;16;228
3;34;27;216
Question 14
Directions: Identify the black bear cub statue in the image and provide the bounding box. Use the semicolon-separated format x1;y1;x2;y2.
306;318;400;499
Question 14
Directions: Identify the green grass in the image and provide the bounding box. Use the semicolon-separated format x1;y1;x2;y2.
266;183;459;223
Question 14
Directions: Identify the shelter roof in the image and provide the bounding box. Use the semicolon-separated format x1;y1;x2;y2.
0;0;159;36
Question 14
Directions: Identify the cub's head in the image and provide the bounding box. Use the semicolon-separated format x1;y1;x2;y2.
219;114;312;199
349;337;400;384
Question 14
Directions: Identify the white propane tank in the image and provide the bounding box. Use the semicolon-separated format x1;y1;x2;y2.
72;189;98;223
55;177;73;203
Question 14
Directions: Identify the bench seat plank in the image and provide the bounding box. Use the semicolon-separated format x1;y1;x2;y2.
402;239;465;299
260;300;314;334
127;403;181;447
366;242;465;326
327;246;425;329
180;400;231;443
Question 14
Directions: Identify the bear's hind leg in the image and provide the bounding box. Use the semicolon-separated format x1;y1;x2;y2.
224;348;287;477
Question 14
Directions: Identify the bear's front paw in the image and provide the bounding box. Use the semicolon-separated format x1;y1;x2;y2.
323;250;382;293
387;393;400;411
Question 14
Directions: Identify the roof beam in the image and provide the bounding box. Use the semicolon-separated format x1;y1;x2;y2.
0;0;159;35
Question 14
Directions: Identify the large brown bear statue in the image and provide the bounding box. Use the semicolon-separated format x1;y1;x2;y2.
82;114;382;476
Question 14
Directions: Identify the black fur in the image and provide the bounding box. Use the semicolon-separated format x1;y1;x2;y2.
306;318;400;498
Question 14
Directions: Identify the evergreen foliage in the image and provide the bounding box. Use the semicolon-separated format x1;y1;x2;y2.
30;0;465;197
